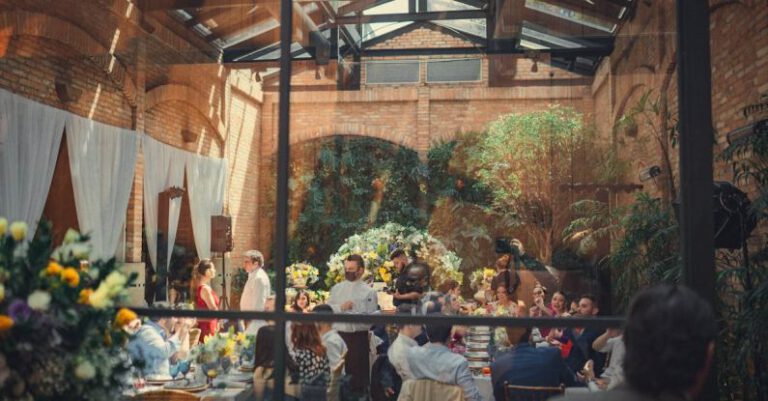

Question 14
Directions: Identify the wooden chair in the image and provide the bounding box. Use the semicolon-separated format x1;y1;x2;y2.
327;349;348;401
397;379;464;401
188;328;201;348
503;383;565;401
135;389;201;401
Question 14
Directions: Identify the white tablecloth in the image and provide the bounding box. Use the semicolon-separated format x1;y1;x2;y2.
474;375;494;401
124;372;255;401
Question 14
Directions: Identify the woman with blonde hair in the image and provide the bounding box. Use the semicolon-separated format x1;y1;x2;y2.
195;259;220;338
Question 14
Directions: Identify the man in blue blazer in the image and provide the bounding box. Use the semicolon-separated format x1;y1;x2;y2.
491;328;577;401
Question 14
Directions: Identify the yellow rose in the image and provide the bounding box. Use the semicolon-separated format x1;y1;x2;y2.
114;308;138;328
60;267;80;287
0;315;13;332
9;221;27;242
0;217;7;235
78;288;93;304
46;261;64;276
89;287;112;309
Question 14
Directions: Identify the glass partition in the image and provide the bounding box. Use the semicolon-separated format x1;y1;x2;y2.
4;0;763;400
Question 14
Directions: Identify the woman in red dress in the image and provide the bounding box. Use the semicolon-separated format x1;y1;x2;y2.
195;259;220;339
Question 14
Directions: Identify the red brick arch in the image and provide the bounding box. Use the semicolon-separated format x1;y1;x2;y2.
0;10;138;106
289;123;418;150
145;84;226;146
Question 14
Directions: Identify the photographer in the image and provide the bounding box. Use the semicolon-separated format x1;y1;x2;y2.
393;261;428;308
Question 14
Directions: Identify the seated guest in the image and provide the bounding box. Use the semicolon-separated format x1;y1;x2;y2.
586;328;625;390
405;316;483;401
252;325;300;401
313;304;348;374
563;294;606;377
491;326;577;401
291;322;331;392
553;284;716;401
126;303;191;378
388;304;421;381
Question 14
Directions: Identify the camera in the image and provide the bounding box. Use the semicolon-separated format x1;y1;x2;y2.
495;237;521;256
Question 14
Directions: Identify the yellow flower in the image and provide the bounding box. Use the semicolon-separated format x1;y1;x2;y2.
236;332;246;343
89;287;112;309
0;315;13;332
46;261;64;276
114;308;138;328
368;252;378;260
378;267;387;276
0;217;7;235
60;267;80;287
78;288;93;304
9;221;27;242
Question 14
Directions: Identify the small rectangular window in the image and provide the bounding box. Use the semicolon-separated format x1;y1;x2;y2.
427;58;482;82
365;60;420;84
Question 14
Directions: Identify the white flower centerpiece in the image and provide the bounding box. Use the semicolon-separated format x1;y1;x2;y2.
324;223;463;289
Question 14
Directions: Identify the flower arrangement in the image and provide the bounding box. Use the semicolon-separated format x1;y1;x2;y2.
324;223;463;289
194;329;254;378
0;219;136;400
470;267;496;291
309;290;330;304
286;262;319;287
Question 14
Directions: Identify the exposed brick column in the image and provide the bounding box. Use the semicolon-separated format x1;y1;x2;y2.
125;38;146;263
416;85;431;160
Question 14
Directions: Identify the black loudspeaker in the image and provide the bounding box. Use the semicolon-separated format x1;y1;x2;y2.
211;215;233;253
673;181;757;249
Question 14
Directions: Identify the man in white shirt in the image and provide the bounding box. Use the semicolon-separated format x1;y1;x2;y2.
313;304;348;374
387;305;421;381
406;320;483;401
588;329;625;390
239;250;271;334
328;254;379;396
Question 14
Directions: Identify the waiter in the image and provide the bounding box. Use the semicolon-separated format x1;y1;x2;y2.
328;254;379;396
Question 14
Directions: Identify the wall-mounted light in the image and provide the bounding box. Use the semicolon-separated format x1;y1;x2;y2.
639;165;662;182
181;129;199;143
55;78;82;103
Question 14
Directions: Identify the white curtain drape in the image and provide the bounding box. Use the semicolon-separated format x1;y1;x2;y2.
185;155;228;259
0;89;67;239
142;135;186;271
65;114;139;260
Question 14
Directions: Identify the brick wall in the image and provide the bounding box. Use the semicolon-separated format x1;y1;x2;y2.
0;1;264;276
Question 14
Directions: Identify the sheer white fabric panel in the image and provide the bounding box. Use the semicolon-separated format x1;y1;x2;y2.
0;89;66;239
65;114;139;260
185;155;228;259
142;135;186;271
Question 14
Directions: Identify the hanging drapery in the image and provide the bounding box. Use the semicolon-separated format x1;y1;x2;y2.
65;114;139;261
185;154;228;260
142;135;186;272
0;89;67;239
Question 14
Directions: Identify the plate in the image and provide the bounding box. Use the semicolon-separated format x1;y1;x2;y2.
239;364;255;372
145;375;173;385
226;372;253;382
164;380;209;393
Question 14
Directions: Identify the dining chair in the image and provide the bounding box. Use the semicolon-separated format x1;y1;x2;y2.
503;383;565;401
397;379;464;401
135;389;201;400
327;349;348;401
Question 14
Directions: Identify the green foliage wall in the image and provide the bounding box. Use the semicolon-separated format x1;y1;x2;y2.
288;136;429;280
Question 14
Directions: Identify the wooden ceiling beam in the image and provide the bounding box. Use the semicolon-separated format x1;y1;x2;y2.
536;0;622;23
139;0;260;11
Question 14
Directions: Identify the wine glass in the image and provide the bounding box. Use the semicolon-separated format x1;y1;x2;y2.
220;357;233;375
178;359;192;383
170;361;181;381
